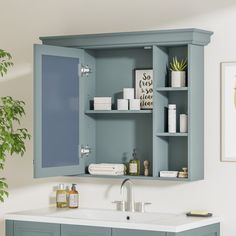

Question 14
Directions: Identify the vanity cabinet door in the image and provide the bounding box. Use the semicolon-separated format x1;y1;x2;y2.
13;221;60;236
61;224;111;236
171;223;220;236
112;228;165;236
34;44;89;178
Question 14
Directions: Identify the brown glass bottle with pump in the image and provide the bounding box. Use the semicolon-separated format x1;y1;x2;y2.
68;184;79;208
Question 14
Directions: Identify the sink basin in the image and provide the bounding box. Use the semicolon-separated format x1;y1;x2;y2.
48;208;176;224
5;207;220;233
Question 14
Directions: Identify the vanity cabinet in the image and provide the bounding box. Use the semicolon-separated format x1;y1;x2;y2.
6;221;60;236
6;221;220;236
113;225;220;236
113;228;165;236
34;29;213;181
61;224;111;236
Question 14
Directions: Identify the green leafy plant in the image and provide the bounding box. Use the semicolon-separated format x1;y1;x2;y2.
0;49;14;77
0;50;31;202
170;57;187;71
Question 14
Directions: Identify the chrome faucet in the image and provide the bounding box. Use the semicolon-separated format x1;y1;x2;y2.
112;178;152;212
120;178;135;212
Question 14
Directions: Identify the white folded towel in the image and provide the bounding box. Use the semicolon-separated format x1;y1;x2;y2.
88;163;125;176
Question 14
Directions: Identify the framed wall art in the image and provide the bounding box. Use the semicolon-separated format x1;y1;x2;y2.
135;69;153;109
221;62;236;161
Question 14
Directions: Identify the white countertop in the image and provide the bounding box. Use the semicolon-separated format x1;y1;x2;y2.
4;207;221;233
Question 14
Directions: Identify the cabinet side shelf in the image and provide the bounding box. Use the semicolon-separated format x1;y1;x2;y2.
156;132;188;137
156;87;188;91
156;177;189;181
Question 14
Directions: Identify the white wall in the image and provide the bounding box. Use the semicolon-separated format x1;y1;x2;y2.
1;1;236;235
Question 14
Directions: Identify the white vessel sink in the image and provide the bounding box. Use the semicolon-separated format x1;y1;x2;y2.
48;208;176;224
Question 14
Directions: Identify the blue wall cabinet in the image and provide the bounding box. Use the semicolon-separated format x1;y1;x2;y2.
61;224;111;236
34;29;213;180
7;221;60;236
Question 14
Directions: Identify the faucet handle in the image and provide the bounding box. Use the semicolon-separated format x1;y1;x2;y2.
144;202;152;206
135;202;152;213
112;200;126;211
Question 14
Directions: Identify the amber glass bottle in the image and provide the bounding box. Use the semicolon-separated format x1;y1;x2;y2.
68;184;79;208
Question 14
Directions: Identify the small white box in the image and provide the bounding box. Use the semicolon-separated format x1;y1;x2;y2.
94;97;112;110
94;103;111;110
117;99;128;110
129;99;140;110
94;97;112;104
160;171;178;178
123;88;134;99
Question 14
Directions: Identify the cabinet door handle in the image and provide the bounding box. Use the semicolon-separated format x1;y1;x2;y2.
80;65;92;77
80;144;92;158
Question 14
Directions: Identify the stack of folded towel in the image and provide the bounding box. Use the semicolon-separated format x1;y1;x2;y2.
88;163;125;176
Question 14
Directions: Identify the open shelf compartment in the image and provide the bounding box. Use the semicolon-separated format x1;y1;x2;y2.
154;136;188;178
83;46;154;177
152;44;189;179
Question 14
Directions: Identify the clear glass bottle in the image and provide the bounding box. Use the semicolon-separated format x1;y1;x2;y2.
129;149;140;176
56;184;67;208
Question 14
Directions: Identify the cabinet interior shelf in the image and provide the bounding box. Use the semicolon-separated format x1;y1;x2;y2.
156;87;188;91
80;174;155;180
80;174;189;181
85;110;153;114
156;177;189;181
156;132;188;137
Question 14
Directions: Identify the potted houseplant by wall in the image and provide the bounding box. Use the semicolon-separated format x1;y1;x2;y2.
170;57;187;87
0;49;31;202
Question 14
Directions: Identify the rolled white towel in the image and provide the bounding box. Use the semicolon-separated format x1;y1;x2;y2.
88;163;125;176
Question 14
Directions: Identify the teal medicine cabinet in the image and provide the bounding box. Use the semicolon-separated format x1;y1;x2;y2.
34;29;213;181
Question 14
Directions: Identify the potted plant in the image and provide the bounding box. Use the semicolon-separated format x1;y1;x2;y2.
0;49;31;202
169;57;187;87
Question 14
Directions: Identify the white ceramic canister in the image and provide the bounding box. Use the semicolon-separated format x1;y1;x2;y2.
171;71;186;87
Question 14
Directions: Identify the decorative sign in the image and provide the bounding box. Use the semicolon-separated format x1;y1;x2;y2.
221;62;236;161
135;69;153;109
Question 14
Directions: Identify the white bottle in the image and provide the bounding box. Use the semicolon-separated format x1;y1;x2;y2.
180;114;188;133
168;104;176;133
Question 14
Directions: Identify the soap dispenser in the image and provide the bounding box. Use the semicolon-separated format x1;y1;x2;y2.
56;184;67;208
68;184;79;209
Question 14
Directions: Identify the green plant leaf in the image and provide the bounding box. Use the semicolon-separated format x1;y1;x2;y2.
0;49;13;77
0;50;30;203
169;56;187;71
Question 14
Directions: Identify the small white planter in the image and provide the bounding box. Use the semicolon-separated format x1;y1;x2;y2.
171;71;186;87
